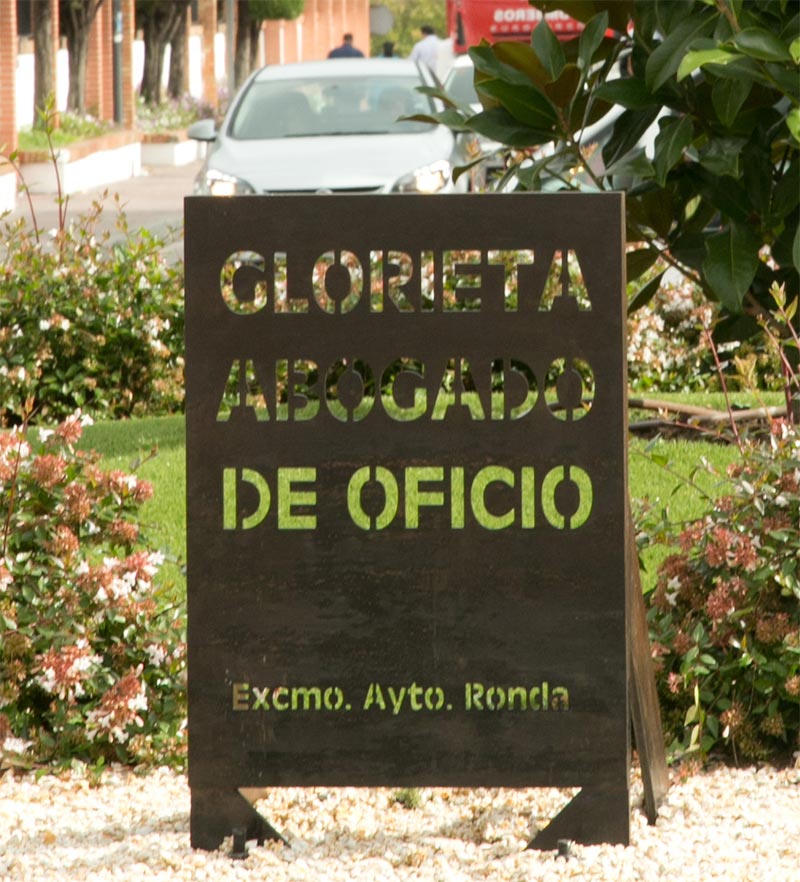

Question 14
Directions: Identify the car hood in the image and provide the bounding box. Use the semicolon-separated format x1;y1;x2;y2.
206;127;457;193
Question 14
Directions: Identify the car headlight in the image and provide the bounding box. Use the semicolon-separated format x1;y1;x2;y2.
202;169;256;197
393;160;451;194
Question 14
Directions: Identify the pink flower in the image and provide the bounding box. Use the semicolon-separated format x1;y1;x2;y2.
47;525;80;560
35;640;100;701
62;482;92;523
31;454;67;488
86;668;147;743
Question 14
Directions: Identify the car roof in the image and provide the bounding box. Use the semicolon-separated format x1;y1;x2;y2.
253;58;424;83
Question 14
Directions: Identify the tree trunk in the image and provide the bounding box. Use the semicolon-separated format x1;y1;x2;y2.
138;2;185;105
66;27;90;113
61;0;104;115
33;0;56;128
248;19;261;73
139;17;162;104
234;0;251;89
167;4;189;100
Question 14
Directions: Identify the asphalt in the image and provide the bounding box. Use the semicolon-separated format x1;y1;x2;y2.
4;159;203;263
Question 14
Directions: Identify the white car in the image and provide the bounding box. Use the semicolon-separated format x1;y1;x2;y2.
188;58;473;196
444;53;663;191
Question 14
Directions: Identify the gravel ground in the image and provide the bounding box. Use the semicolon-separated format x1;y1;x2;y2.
1;764;798;882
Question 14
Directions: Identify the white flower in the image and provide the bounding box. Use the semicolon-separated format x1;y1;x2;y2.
39;319;51;331
146;644;167;666
1;737;32;755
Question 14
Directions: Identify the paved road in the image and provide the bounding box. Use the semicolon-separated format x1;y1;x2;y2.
5;160;203;263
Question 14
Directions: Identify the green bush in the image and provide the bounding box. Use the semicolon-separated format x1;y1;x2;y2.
0;200;185;424
0;411;186;769
643;420;800;763
18;112;114;152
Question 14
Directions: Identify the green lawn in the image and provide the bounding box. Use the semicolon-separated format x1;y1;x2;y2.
79;395;775;596
80;415;186;601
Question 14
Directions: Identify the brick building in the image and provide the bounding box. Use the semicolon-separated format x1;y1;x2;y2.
0;0;370;207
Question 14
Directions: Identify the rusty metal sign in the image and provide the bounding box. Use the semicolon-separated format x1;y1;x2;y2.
184;193;630;850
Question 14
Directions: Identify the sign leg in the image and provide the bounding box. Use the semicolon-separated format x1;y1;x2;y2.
627;506;670;822
190;787;287;851
528;784;630;849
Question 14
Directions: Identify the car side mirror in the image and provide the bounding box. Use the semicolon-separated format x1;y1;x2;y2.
188;119;218;142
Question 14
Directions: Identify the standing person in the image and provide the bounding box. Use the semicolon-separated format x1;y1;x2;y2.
328;33;364;58
381;41;395;57
409;24;440;71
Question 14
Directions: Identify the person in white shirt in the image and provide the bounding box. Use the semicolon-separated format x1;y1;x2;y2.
409;25;440;72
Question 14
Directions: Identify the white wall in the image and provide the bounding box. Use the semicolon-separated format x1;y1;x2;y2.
16;32;230;129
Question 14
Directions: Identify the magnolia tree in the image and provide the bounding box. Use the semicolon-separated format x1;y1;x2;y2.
424;0;799;404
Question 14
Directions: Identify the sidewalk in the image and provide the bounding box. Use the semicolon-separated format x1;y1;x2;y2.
4;160;203;262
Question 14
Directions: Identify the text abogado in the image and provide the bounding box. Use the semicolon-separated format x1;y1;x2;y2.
216;356;594;424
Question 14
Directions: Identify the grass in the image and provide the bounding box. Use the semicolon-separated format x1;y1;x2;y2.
80;415;186;601
18;114;115;152
78;396;771;598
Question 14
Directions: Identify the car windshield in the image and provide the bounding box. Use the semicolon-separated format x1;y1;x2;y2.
229;74;434;140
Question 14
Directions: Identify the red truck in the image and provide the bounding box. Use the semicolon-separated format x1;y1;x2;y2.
446;0;585;52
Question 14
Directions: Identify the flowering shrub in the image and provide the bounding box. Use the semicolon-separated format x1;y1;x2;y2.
0;198;185;424
0;411;186;768
644;420;800;763
135;94;217;133
627;279;717;393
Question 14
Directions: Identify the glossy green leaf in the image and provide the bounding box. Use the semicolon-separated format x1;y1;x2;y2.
788;108;800;145
772;159;800;220
793;224;800;274
532;20;566;82
577;11;609;71
416;84;461;110
628;269;666;314
791;36;800;65
469;44;535;88
467;107;555;148
544;64;581;110
703;224;761;312
404;109;469;131
490;41;552;88
653;116;693;186
677;47;739;81
699;137;747;178
711;76;752;127
627;189;675;240
645;10;717;92
732;28;792;63
602;106;662;168
686;165;751;224
603;148;655;180
626;247;661;283
765;62;800;100
595;77;657;110
476;79;560;130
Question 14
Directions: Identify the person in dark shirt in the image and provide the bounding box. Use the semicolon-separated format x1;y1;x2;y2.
328;33;364;58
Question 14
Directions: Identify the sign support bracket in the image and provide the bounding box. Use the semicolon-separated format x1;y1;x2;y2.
529;506;669;849
190;787;287;851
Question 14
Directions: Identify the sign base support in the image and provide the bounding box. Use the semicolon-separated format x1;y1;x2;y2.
626;506;671;824
528;784;631;849
190;788;286;851
529;508;670;849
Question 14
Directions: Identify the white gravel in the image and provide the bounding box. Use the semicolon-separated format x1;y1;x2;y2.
1;764;798;881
